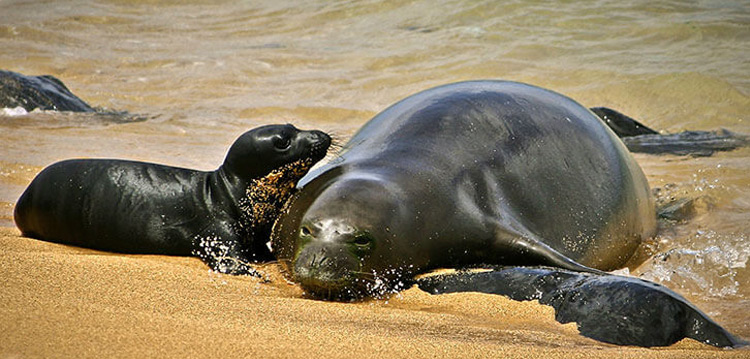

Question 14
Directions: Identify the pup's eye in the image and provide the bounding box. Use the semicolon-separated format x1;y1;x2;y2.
301;226;312;236
273;136;291;150
353;235;372;247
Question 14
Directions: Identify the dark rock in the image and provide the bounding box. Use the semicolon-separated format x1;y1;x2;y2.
0;70;94;112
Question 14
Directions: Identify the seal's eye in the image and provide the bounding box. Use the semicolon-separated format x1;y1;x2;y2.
353;234;372;247
300;226;312;237
273;135;292;150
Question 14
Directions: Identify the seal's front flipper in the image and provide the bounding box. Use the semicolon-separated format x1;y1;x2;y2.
491;228;605;275
416;267;746;348
192;222;267;279
521;238;605;275
590;107;658;137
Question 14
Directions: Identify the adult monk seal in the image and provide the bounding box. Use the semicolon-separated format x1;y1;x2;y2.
272;80;656;298
15;124;331;275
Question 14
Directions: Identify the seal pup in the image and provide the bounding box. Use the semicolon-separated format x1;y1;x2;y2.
272;81;656;298
15;124;331;275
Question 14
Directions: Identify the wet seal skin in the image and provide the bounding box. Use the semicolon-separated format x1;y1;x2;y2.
272;80;656;300
269;81;744;348
417;267;747;348
15;124;331;276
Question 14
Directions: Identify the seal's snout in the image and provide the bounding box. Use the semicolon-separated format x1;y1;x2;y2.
301;130;331;161
293;241;359;299
291;218;379;300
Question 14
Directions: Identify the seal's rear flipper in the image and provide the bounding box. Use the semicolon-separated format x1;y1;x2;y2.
416;267;747;348
620;129;750;156
590;107;750;156
590;107;658;137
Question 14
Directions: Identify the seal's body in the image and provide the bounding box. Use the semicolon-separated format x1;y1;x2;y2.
272;81;656;298
15;124;330;275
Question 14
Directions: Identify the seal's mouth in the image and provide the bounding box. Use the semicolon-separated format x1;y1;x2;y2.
293;262;413;301
298;275;413;301
297;275;365;301
291;249;371;301
306;130;331;163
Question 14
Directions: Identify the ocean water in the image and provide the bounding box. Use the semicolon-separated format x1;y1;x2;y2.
1;0;748;338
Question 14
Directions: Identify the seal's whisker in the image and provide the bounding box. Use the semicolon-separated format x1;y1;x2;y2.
325;139;345;154
324;129;346;143
273;258;292;269
349;271;378;280
327;146;344;157
323;130;347;152
328;140;345;150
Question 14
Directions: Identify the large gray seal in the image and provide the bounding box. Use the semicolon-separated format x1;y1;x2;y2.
15;124;331;276
272;81;656;299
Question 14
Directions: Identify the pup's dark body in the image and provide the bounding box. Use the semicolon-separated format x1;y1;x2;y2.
15;124;330;274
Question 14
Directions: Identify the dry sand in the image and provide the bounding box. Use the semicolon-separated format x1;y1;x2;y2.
0;226;745;359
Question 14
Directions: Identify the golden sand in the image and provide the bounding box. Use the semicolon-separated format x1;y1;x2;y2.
0;226;744;359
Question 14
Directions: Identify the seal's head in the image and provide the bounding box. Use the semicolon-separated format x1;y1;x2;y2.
273;174;420;300
224;124;331;244
223;124;331;180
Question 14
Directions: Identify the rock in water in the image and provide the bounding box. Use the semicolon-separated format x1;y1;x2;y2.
0;69;94;112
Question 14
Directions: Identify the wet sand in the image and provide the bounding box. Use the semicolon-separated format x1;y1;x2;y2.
1;226;744;358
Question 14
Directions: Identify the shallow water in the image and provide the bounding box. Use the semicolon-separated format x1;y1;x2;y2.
1;0;748;341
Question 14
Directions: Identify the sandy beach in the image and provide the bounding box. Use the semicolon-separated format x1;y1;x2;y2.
2;1;749;357
1;226;745;358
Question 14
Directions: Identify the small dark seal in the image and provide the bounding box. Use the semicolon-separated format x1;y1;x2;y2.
15;124;331;275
